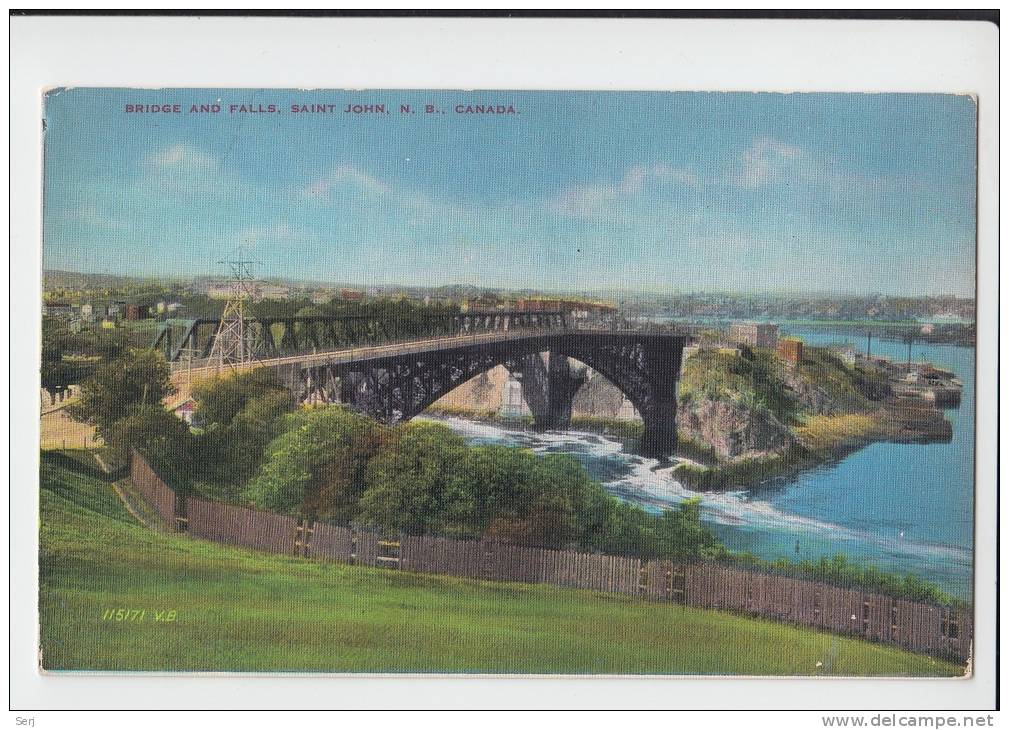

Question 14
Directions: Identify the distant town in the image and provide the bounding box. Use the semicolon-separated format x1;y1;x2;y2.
42;268;975;342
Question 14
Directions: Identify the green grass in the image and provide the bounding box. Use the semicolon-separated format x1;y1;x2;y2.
39;453;964;676
794;413;883;453
671;449;816;491
569;415;644;439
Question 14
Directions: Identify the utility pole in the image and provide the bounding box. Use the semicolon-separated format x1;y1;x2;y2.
208;249;262;369
866;329;872;359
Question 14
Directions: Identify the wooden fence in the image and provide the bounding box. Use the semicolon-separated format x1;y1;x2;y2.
185;496;299;554
129;448;178;526
399;534;642;593
128;449;972;662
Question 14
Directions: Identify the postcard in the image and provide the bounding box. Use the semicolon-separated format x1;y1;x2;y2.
38;88;976;677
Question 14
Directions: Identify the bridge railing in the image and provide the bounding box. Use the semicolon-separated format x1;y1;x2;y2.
167;313;578;375
160;310;573;365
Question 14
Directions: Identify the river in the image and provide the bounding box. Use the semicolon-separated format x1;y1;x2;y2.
427;328;975;601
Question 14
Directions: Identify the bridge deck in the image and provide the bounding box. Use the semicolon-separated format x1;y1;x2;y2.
169;328;683;382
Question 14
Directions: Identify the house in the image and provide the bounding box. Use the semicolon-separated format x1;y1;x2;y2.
728;321;779;349
777;337;804;366
155;300;182;314
126;303;153;320
207;283;234;299
257;284;291;300
462;296;503;311
43;302;73;319
172;397;201;426
617;394;640;421
498;375;531;418
831;345;859;366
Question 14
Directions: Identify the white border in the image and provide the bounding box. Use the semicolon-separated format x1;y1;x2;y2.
9;15;999;711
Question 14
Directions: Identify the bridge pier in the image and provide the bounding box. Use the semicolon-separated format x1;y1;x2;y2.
639;405;678;458
636;340;681;459
507;351;585;431
544;351;586;431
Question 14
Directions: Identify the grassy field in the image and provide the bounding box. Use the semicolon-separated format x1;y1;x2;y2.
39;452;964;676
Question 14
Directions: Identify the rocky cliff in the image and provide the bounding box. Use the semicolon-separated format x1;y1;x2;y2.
431;366;509;412
571;371;625;417
677;397;797;459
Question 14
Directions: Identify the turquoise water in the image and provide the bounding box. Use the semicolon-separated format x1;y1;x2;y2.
710;329;973;599
431;330;975;601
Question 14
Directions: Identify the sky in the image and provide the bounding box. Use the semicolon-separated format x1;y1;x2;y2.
42;89;977;297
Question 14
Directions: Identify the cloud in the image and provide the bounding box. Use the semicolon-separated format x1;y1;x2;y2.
302;164;390;200
548;163;699;218
728;136;905;204
651;163;701;186
147;143;218;173
61;205;129;231
733;136;803;189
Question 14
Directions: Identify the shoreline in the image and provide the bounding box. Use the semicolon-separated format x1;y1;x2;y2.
424;403;954;494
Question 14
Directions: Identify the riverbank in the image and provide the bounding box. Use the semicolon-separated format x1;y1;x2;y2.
429;346;956;493
427;337;974;599
424;403;954;492
422;408;895;493
672;398;954;492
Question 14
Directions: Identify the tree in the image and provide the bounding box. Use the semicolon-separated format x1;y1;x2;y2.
461;445;539;527
308;422;387;523
577;495;655;557
358;421;474;535
470;448;603;549
654;497;722;561
192;368;287;427
191;388;295;496
103;403;193;484
67;349;175;441
243;406;383;517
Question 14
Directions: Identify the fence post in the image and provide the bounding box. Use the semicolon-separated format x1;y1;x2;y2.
174;492;188;533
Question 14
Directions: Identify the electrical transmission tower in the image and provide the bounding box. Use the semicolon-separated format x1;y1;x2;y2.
208;251;263;367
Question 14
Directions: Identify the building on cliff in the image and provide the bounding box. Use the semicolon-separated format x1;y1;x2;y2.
777;337;804;366
728;321;779;349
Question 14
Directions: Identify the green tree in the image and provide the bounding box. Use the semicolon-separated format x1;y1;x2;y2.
67;349;175;441
308;420;387;523
461;445;539;527
243;406;383;517
103;401;192;460
479;450;602;549
191;388;295;497
358;421;474;535
192;368;287;427
653;497;722;561
578;498;657;557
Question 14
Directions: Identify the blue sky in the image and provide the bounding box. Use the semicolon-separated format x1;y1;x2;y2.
42;89;976;296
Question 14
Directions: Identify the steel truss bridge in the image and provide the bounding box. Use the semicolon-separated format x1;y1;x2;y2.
152;310;569;363
156;311;685;457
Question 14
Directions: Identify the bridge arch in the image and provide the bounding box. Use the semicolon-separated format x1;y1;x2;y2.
292;332;684;457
